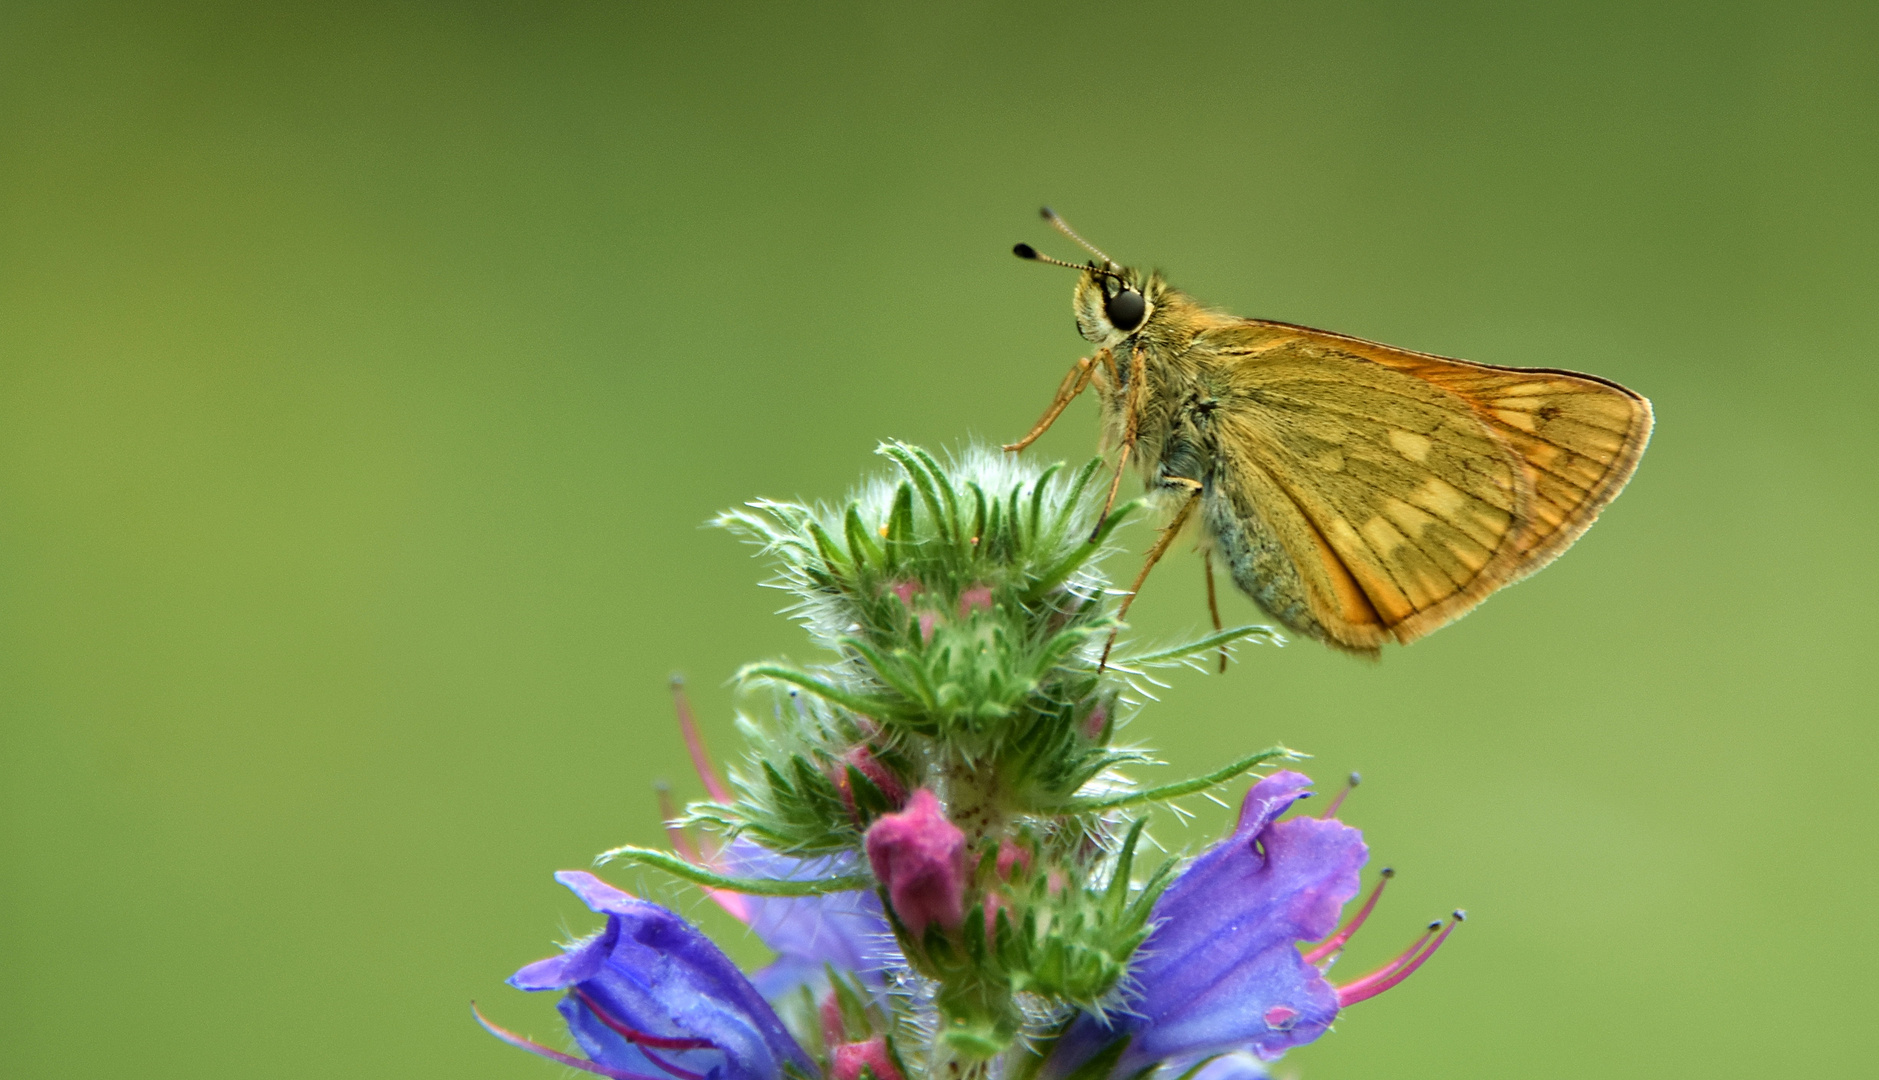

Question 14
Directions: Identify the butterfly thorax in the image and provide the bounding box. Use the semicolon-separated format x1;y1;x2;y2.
1076;270;1233;490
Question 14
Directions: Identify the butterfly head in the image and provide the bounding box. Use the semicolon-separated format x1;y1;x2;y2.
1068;262;1156;345
1013;209;1162;347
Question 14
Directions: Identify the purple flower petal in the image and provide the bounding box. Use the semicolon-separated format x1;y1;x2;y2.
1048;771;1367;1075
718;840;900;999
474;1003;667;1080
505;871;814;1080
1185;1052;1271;1080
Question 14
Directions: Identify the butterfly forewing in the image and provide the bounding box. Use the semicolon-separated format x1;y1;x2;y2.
1276;326;1656;581
1199;320;1650;649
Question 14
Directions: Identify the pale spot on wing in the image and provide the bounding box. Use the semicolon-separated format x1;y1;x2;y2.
1525;441;1562;469
1382;497;1436;538
1310;448;1346;472
1406;475;1508;551
1448;541;1489;573
1492;382;1558;398
1472;507;1512;541
1361;515;1408;557
1387;429;1432;463
1409;476;1466;519
1492;408;1537;432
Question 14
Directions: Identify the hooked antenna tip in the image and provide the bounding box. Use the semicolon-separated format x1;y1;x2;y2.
1453;909;1468;922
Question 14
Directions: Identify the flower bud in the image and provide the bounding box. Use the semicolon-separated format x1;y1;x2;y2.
994;838;1032;881
864;788;966;937
832;744;909;818
957;584;994;618
833;1037;905;1080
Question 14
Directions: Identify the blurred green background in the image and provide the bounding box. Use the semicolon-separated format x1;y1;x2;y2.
3;2;1874;1077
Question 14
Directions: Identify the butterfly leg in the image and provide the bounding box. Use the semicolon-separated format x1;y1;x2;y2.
1100;480;1202;671
1090;347;1151;540
1203;549;1227;673
1003;351;1101;453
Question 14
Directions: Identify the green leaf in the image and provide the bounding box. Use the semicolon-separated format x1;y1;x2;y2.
1115;624;1283;667
592;845;871;896
736;664;899;717
1025;499;1141;599
1055;745;1300;813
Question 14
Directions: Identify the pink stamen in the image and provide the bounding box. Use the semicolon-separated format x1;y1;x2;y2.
1336;924;1435;998
1302;867;1393;965
671;677;733;803
655;782;751;924
1334;911;1464;1007
656;783;708;863
1320;771;1360;819
473;1002;668;1080
573;988;719;1051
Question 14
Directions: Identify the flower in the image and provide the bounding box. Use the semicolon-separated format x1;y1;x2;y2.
1045;771;1457;1076
863;788;967;937
718;840;901;1001
477;871;817;1080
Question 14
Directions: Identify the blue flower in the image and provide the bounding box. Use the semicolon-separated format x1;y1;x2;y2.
718;840;900;1002
477;871;818;1080
1045;771;1458;1076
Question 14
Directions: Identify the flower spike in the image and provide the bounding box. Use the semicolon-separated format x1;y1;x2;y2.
485;446;1465;1080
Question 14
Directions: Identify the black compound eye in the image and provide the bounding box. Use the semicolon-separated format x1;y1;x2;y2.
1105;288;1147;332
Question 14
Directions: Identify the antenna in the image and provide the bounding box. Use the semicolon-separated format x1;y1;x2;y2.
1040;207;1115;267
1012;243;1094;271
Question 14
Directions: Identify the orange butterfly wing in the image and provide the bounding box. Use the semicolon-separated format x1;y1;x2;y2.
1198;318;1652;650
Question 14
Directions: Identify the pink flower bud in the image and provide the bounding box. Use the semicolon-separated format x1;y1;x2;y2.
888;580;921;607
820;992;847;1046
864;788;966;937
994;838;1032;881
832;1038;904;1080
831;745;908;818
981;891;1015;937
957;584;994;618
917;611;938;643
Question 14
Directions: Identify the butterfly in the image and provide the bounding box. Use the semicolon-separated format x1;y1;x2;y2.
1007;209;1653;658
